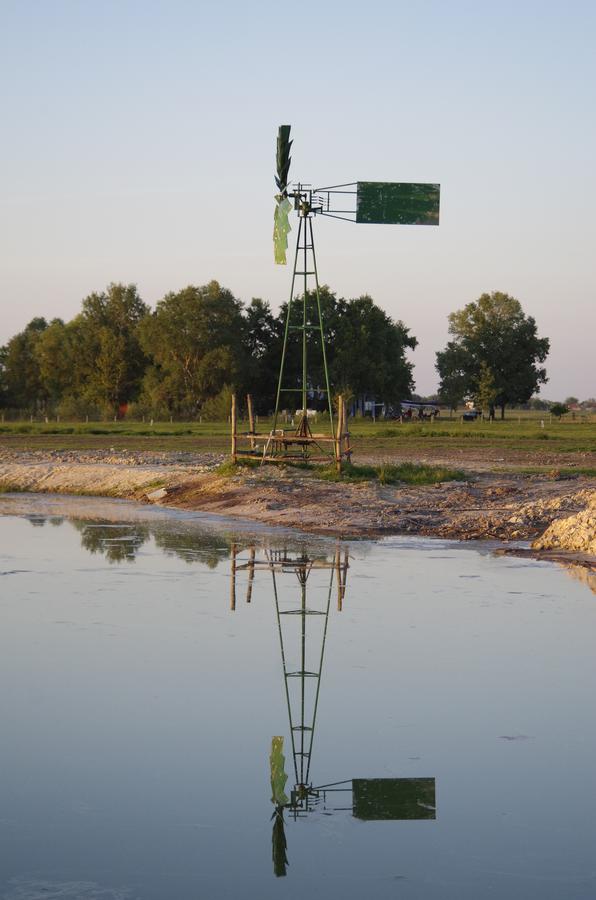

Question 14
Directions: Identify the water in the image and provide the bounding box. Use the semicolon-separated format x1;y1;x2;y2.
1;494;595;899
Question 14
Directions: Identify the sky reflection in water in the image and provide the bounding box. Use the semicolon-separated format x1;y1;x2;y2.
1;495;595;900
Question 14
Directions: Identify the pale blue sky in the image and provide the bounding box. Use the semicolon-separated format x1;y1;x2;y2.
1;0;594;398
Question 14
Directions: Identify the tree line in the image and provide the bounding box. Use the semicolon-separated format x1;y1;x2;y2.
0;282;551;420
0;281;417;419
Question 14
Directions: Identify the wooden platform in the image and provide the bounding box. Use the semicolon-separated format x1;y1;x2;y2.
230;395;352;470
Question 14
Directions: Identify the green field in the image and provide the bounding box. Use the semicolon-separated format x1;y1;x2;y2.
0;414;595;464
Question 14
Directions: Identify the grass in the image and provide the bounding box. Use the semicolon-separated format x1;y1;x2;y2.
215;458;260;477
141;478;167;491
213;457;467;485
0;481;25;493
313;462;467;485
0;415;594;464
0;424;197;437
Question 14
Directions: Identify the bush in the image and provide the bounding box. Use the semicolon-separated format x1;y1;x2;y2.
55;395;102;421
124;400;171;422
550;403;569;419
201;386;233;422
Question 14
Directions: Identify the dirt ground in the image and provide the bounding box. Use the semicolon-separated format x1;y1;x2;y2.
357;444;596;472
0;444;594;570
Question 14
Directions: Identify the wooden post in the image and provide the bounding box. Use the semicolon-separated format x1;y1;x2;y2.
342;550;349;604
333;397;340;470
335;547;349;610
335;394;344;473
230;543;237;611
343;397;352;463
335;548;343;611
246;546;255;603
247;394;255;451
231;393;237;463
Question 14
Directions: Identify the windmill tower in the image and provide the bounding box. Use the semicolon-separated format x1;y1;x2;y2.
232;126;440;468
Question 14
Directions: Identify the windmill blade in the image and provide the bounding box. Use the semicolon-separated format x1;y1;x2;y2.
356;182;440;225
273;125;293;264
271;809;288;877
269;735;290;806
275;125;292;193
273;197;292;265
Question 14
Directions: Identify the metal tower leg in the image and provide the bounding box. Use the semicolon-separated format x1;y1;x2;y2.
271;554;335;793
271;213;335;451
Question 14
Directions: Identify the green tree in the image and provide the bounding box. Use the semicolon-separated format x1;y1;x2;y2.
476;363;498;419
133;365;174;419
269;288;416;413
272;286;341;413
436;292;549;419
242;297;279;411
331;295;417;405
0;344;8;410
1;317;48;412
138;281;245;416
34;318;78;406
75;283;150;415
436;343;469;412
550;402;569;418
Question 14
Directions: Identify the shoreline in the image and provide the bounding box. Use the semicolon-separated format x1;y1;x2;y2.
0;449;594;570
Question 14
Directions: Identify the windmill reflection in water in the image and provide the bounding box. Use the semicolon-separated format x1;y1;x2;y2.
230;545;436;877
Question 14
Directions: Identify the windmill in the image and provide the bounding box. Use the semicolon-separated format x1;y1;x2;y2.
232;127;440;468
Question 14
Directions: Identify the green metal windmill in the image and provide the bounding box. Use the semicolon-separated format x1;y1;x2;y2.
267;124;441;465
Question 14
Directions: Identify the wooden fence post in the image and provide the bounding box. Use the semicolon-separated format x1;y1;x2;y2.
343;398;352;463
230;543;237;610
231;393;237;463
247;394;255;450
335;548;343;611
335;394;344;473
246;546;256;603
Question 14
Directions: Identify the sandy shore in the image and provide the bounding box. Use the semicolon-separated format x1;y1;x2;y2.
0;447;594;569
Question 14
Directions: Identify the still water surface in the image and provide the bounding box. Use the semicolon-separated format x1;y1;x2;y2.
1;494;595;899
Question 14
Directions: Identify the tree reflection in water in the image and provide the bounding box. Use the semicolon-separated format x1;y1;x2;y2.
72;522;150;563
29;515;240;567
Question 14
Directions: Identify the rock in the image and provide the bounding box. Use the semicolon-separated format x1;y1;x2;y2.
533;493;596;554
146;487;168;501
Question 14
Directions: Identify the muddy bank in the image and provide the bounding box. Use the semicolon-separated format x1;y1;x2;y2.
0;449;594;564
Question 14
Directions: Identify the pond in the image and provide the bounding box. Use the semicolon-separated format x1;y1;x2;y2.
1;494;595;900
